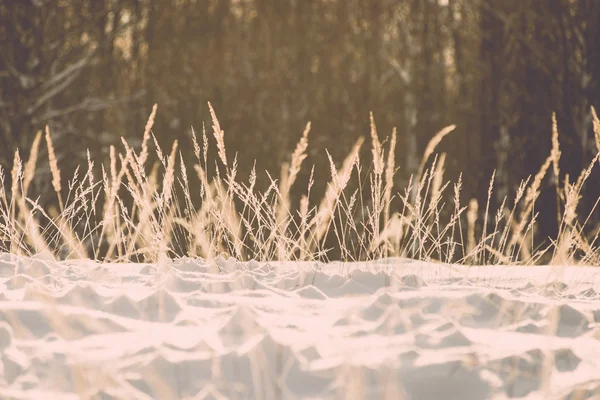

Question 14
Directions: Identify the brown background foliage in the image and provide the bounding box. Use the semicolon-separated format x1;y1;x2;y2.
1;0;599;247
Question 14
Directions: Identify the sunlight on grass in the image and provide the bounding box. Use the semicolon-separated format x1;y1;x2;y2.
1;104;599;266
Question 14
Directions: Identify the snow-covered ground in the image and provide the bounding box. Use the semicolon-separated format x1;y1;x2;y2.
1;253;600;399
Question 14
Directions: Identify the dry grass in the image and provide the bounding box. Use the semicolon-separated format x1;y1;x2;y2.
592;106;600;154
0;104;598;267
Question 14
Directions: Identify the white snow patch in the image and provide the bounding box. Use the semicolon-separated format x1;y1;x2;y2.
1;254;600;399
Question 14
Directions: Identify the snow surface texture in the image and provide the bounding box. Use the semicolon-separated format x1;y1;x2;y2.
1;253;600;399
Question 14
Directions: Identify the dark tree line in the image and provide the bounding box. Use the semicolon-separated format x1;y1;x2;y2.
1;0;599;248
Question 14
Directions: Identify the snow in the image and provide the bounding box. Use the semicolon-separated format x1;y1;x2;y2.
1;253;600;399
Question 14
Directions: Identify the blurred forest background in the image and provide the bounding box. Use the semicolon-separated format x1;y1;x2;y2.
1;0;599;251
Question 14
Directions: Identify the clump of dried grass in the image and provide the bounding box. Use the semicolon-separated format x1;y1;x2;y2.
0;105;598;267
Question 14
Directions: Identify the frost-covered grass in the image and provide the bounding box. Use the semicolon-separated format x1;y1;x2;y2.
1;104;600;266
